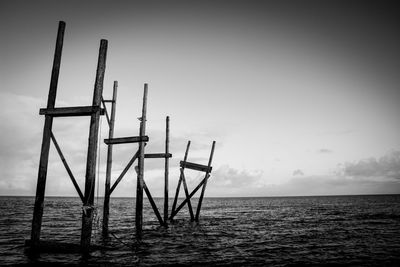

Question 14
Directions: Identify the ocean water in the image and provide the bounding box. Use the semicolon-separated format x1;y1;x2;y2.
0;195;399;266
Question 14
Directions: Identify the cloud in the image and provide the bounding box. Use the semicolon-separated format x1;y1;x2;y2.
344;150;400;179
292;169;304;176
317;148;333;154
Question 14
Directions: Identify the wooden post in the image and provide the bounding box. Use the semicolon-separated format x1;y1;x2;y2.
81;39;108;251
31;21;65;249
136;84;148;239
163;116;170;224
170;141;193;220
102;81;118;237
195;141;216;221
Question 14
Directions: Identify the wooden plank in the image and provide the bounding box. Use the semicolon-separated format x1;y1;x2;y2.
169;173;210;219
101;97;111;126
144;153;172;158
170;176;182;218
136;84;148;239
163;116;170;224
81;39;107;251
39;106;105;117
109;150;139;195
104;136;149;145
143;182;164;225
181;171;195;221
50;132;84;202
31;21;65;249
170;141;191;220
102;81;118;237
195;141;216;221
180;161;212;173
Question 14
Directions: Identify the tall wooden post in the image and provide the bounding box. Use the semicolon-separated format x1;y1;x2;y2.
163;116;170;224
136;84;148;239
195;141;216;221
31;21;65;249
81;39;108;251
102;81;118;237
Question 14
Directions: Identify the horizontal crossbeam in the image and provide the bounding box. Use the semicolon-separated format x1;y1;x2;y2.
180;161;212;173
104;136;149;145
144;153;172;159
102;99;115;103
39;106;105;117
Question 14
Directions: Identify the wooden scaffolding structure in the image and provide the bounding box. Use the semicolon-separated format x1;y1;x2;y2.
101;84;171;238
29;20;216;253
30;21;108;252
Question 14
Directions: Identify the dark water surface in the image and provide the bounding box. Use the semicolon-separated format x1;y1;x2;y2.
0;195;399;266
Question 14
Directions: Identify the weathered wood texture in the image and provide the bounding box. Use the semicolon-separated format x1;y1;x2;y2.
81;39;107;251
104;136;149;145
102;81;118;237
164;116;170;224
136;84;148;239
39;106;104;117
31;21;65;249
144;153;172;158
195;141;216;221
179;161;212;173
50;132;84;202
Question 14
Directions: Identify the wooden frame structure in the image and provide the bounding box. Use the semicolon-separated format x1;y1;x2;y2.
170;141;216;221
29;21;108;252
29;20;217;253
101;85;171;238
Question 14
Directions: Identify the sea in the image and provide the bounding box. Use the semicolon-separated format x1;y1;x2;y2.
0;195;399;266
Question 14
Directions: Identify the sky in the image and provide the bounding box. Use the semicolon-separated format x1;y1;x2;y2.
0;0;399;197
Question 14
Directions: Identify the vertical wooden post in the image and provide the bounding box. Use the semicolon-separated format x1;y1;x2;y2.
31;21;65;249
136;84;148;239
102;81;118;237
195;141;216;221
81;39;108;251
163;116;170;224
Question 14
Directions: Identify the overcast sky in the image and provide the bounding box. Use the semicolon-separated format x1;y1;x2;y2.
1;0;399;197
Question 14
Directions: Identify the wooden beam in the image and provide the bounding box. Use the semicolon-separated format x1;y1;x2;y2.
39;106;105;117
104;136;149;145
31;21;65;249
102;99;115;103
144;153;172;158
81;39;107;251
109;150;139;195
136;84;148;239
169;173;210;219
181;170;194;221
101;97;111;126
195;141;216;221
170;141;191;220
102;81;118;237
163;116;170;224
180;161;212;173
170;176;182;219
50;132;84;202
143;182;164;225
